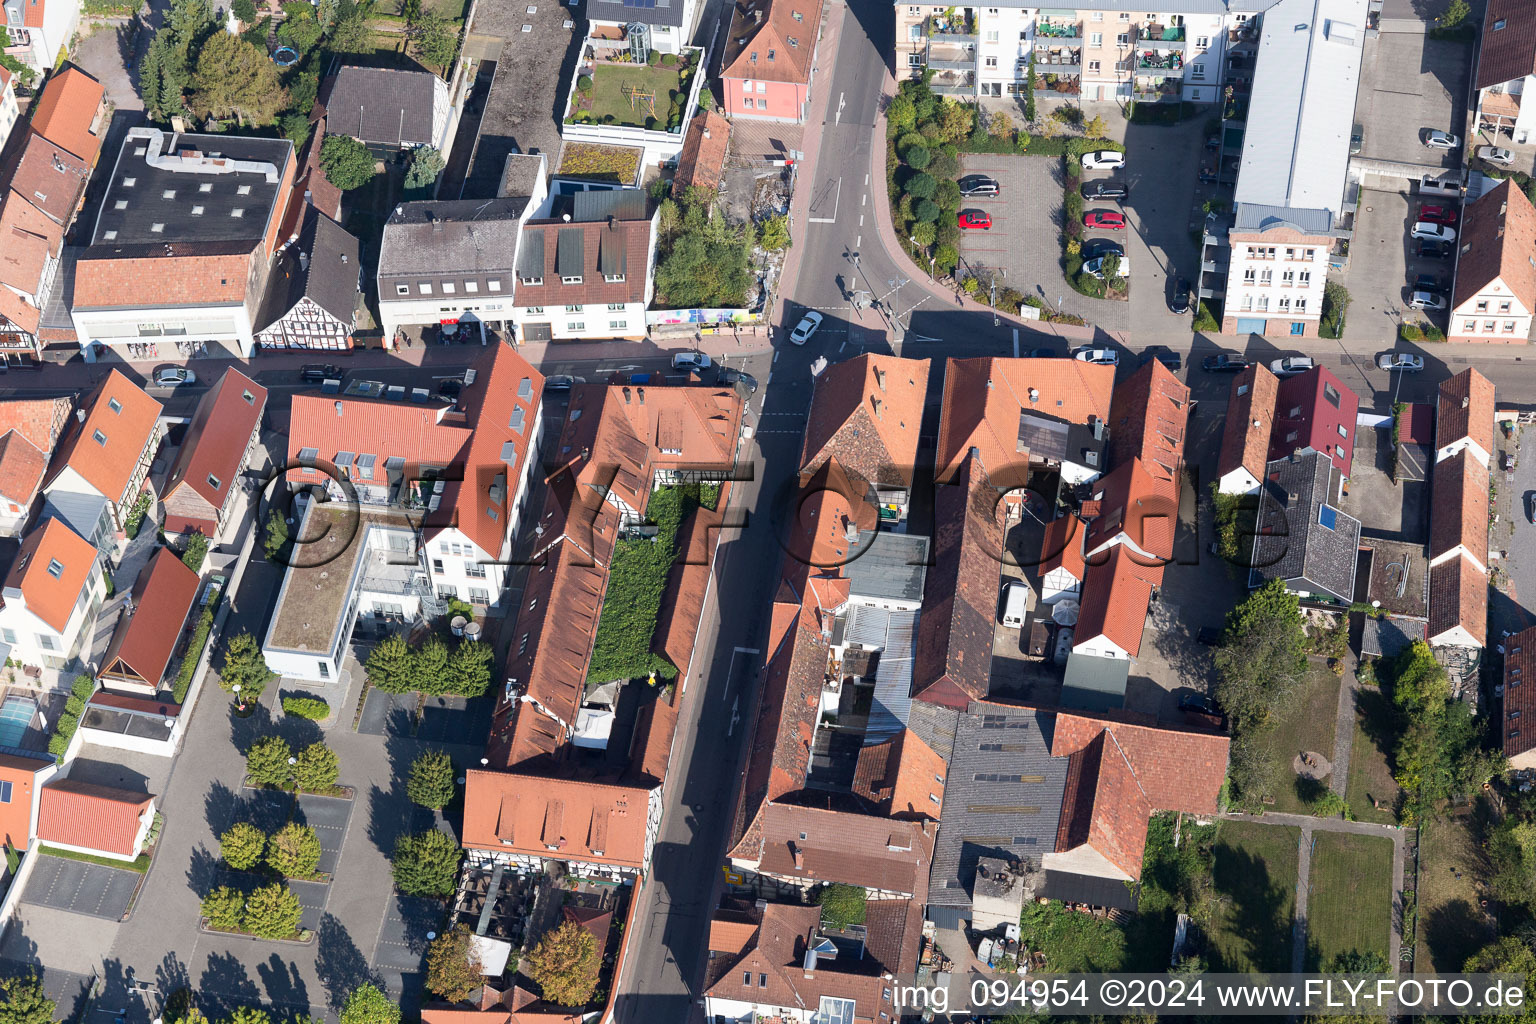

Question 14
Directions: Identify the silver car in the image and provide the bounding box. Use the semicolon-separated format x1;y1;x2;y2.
1407;290;1446;311
154;367;196;387
1424;129;1460;150
1478;145;1516;166
1377;353;1425;372
1269;356;1315;377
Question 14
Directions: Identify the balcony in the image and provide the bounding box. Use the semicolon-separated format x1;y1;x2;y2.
1136;51;1184;71
928;53;976;71
930;70;975;96
1140;23;1186;47
1036;18;1081;41
925;12;976;42
1034;45;1081;70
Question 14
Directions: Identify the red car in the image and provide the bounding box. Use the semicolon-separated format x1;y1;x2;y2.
958;210;992;230
1420;204;1459;226
1084;211;1126;230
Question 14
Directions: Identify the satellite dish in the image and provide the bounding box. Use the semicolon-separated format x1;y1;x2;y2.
1051;598;1080;626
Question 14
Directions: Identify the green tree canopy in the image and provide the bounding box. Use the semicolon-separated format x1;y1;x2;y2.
411;636;451;695
408;12;457;68
391;829;461;897
405;146;445;190
246;735;294;788
182;532;209;572
266;822;322;878
219;822;267;870
200;886;246;931
191;31;287;125
653;197;751;309
365;634;415;693
406;750;456;810
243;882;303;939
220;632;276;702
339;985;400;1024
425;925;483;1003
445;640;492;697
292;741;339;792
0;974;54;1024
224;1008;270;1024
1214;580;1307;730
319;135;376;191
524;920;600;1006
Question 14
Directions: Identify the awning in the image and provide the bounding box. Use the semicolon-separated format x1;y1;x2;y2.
1038;7;1075;15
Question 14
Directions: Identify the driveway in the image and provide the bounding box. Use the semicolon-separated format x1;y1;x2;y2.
71;19;146;113
1353;17;1470;173
1121;117;1208;332
369;894;442;1002
22;856;140;921
1342;190;1453;340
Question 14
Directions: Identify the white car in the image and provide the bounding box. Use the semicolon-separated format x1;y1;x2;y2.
1083;255;1129;280
671;351;713;371
1423;129;1460;150
1407;290;1446;311
1411;221;1456;242
789;310;823;345
154;367;196;387
1081;150;1125;171
1377;353;1425;372
1478;145;1516;166
1269;356;1315;377
1071;346;1119;366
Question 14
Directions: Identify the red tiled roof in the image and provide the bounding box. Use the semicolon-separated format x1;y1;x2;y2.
652;491;726;672
461;770;653;868
1476;0;1536;89
28;67;104;166
164;369;266;531
1436;367;1497;458
1073;546;1162;658
0;191;62;316
1402;403;1436;445
1452;180;1536;317
0;396;70;504
1039;515;1084;580
1428;555;1488;647
99;547;201;689
707;914;759;954
851;728;946;820
73;249;259;310
1082;457;1177;565
1430;449;1490;569
4;518;97;633
3;132;92;228
752;804;935;895
1050;711;1229;815
1504;625;1536;760
800;354;930;490
1055;731;1151;879
674;110;731;195
36;778;152;857
1107;360;1188;483
626;693;677;788
721;0;825;84
49;368;163;506
514;218;650;308
1269;366;1359;479
1216;363;1279;487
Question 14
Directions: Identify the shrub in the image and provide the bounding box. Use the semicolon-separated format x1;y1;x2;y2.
1320;281;1350;339
903;172;936;199
915;199;940;222
392;829;462;897
997;288;1025;314
262;510;290;563
281;696;329;720
1423;324;1445;342
1063;191;1083;222
1399;322;1423;342
175;604;215;703
181;532;209;573
905;145;930;170
124;493;153;539
266;822;322;878
935;243;958;273
1310;791;1347;818
319;135;376;191
407;750;457;810
961;276;980;296
219;822;267;870
910;221;936;247
646;49;660;65
660;52;677;66
576;74;592;93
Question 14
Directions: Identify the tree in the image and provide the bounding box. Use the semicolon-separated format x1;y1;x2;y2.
340;986;399;1024
411;636;451;695
320;135;376;191
1083;115;1109;140
405;147;445;190
266;822;322;878
230;0;256;20
366;636;416;694
220;632;276;703
246;735;295;789
219;822;267;870
263;510;291;562
0;974;54;1024
905;145;931;169
934;243;959;273
316;0;341;28
425;925;483;1003
756;215;791;252
445;640;492;698
407;750;456;810
243;882;303;939
817;884;867;929
525;920;599;1006
139;0;216;120
885;91;916;137
653;197;752;308
277;13;323;51
1024;56;1037;122
224;1009;271;1024
327;0;375;52
903;172;936;200
937;99;973;142
409;12;458;68
292;741;339;792
280;113;313;146
1100;252;1121;284
200;886;245;931
1320;280;1350;339
191;31;287;125
391;829;461;897
988;110;1014;139
1439;0;1469;29
1214;580;1307;732
182;532;209;573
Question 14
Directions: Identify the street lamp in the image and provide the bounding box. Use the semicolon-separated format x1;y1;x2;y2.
231;684;242;711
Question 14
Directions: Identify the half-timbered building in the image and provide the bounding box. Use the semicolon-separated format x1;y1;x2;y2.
254;207;360;351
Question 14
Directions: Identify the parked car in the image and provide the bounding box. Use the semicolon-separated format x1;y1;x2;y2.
1143;346;1182;371
1084;210;1126;229
1377;353;1425;372
1083;254;1129;279
1180;692;1224;724
300;363;342;383
1269;356;1315;377
1528;491;1536;525
1081;180;1127;200
1071;346;1119;366
154;367;196;387
1420;204;1459;226
1478;145;1516;166
543;374;582;390
1407;290;1447;311
1411;221;1456;242
716;366;759;394
672;351;713;371
1170;278;1191;315
1423;129;1460;149
1417;239;1453;260
958;174;1001;197
1082;240;1124;261
958;210;992;230
1412;273;1443;292
789;310;823;345
1081;150;1125;170
1201;353;1250;373
1350;123;1364;155
1198;168;1219;184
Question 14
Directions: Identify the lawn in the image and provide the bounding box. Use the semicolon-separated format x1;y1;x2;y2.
1345;687;1400;824
1019;901;1127;973
1258;663;1342;814
572;63;685;129
1417;807;1494;973
1306;831;1393;970
41;845;150;873
1206;820;1300;972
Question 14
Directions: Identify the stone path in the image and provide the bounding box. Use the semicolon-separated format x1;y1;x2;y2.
1329;653;1361;798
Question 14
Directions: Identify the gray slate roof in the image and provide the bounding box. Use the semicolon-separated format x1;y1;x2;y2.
1248;451;1362;602
323;65;441;148
256;207;361;330
588;0;687;29
928;707;1066;908
845;531;929;604
1061;652;1129;712
1233;202;1335;236
377;198;529;276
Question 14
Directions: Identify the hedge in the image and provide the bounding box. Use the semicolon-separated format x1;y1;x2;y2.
174;604;216;703
282;697;330;720
46;677;94;760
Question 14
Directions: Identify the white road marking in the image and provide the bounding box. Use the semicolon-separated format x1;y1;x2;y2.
861;193;867;207
808;177;842;224
856;234;861;248
721;646;760;702
727;696;741;736
864;173;870;186
859;215;864;227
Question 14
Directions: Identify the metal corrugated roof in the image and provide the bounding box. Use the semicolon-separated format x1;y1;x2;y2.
598;224;627;277
1233;202;1333;234
572;189;648;222
846;531;929;604
850;604;920;743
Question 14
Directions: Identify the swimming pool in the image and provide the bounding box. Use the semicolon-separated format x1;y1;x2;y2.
0;696;35;748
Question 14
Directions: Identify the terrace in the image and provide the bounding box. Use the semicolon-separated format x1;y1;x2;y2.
1034;45;1082;70
568;59;691;131
1140;23;1186;45
1137;51;1184;70
1036;16;1081;40
927;44;977;72
930;69;976;96
924;11;976;41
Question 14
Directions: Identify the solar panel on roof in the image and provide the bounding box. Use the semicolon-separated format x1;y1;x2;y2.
1319;505;1337;530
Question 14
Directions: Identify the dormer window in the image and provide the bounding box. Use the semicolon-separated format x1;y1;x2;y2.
767;48;775;59
750;51;757;61
520;275;543;285
561;275;583;285
604;273;624;283
207;474;221;490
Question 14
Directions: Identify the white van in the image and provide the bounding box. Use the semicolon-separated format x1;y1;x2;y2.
1001;581;1028;629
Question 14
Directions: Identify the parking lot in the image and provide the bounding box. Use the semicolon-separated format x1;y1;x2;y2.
1343;189;1456;340
1119;117;1210;331
22;856;141;922
1353;19;1470;173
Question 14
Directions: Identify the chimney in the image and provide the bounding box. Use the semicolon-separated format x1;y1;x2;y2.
791;843;804;870
1027;387;1039;403
1291;447;1302;461
871;397;882;418
637;387;645;404
299;251;310;272
623;386;632;404
1462;396;1470;409
703;124;711;139
335;401;344;417
874;366;886;391
1091;417;1104;441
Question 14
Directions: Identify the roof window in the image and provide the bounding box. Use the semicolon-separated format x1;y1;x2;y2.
108;398;122;414
92;429;107;446
207;474;221;490
46;559;62;578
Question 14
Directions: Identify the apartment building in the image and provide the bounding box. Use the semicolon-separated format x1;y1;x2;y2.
893;1;1263;103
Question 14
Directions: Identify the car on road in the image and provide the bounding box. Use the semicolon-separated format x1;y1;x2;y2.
1071;346;1119;366
544;375;582;390
1478;145;1516;166
958;174;1001;197
1081;240;1124;261
1080;180;1127;200
154;367;196;388
672;351;713;371
1143;346;1181;371
436;378;463;399
716;366;759;394
1413;273;1443;292
1269;356;1315;377
1377;353;1425;372
1407;290;1447;311
1423;129;1460;149
1170;278;1191;315
299;363;341;383
1417;239;1453;260
1082;254;1129;279
1528;491;1536;525
1201;353;1250;373
1410;221;1456;242
1083;210;1126;230
1081;150;1126;170
958;210;992;230
789;310;823;345
1420;204;1459;226
1350;123;1364;155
